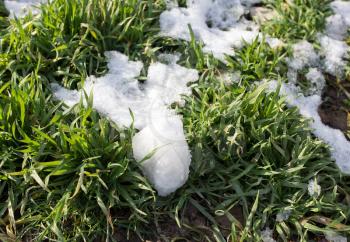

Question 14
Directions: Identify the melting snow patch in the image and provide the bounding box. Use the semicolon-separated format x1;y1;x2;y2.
286;40;320;87
52;51;198;196
267;80;350;174
286;40;325;94
4;0;45;18
159;0;264;60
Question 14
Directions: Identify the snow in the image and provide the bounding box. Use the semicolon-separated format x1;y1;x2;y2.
305;68;325;96
286;40;325;94
331;1;350;26
319;35;349;77
222;71;241;85
276;209;291;222
52;51;198;196
285;1;350;88
287;40;318;72
132;113;191;196
268;0;350;174
261;228;276;242
319;1;350;77
325;14;348;41
307;179;321;198
159;0;262;60
268;80;350;174
265;37;284;49
4;0;45;18
241;0;262;7
325;233;347;242
165;0;178;9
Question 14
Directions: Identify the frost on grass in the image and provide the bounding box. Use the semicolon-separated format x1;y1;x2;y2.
160;0;269;60
307;179;321;198
267;80;350;174
4;0;45;18
52;51;199;196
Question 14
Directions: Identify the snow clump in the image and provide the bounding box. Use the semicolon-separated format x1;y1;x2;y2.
52;51;199;196
276;209;291;222
305;68;325;96
307;179;321;198
261;228;276;242
287;40;319;72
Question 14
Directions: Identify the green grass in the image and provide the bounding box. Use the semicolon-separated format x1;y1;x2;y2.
0;78;155;240
179;78;350;241
0;0;350;241
1;0;164;88
263;0;332;42
0;0;8;17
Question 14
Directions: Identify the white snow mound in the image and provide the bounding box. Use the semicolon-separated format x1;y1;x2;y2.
52;51;198;196
132;112;191;196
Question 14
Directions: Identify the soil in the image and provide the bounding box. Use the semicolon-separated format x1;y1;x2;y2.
113;203;245;241
318;74;349;139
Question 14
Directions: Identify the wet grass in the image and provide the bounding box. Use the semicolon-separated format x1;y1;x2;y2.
0;0;349;241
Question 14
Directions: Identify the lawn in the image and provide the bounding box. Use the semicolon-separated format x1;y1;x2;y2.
0;0;350;241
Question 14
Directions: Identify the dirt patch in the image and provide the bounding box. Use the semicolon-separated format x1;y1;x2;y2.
216;205;245;238
112;202;246;241
318;74;350;138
